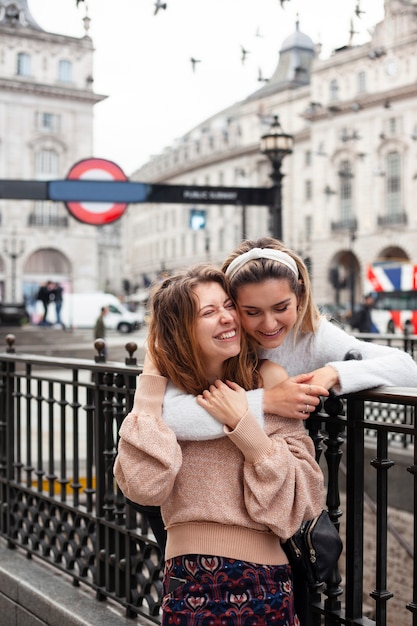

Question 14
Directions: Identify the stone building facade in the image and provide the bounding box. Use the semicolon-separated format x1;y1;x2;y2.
0;0;122;321
125;0;417;317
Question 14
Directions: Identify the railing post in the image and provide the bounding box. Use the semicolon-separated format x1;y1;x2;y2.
0;335;16;547
405;403;417;624
345;396;366;621
322;394;345;622
369;431;394;625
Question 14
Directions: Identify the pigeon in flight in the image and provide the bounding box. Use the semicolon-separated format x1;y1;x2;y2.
190;57;201;72
355;1;365;18
154;1;167;15
241;46;250;64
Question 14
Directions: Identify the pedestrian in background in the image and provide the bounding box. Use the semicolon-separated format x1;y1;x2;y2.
37;281;53;325
52;282;64;328
350;293;375;333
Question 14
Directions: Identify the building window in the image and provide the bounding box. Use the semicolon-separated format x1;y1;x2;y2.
35;149;59;178
29;201;68;228
305;179;312;200
305;150;312;166
329;79;339;101
58;59;72;83
305;215;312;241
17;52;31;76
32;149;65;227
357;71;366;93
385;151;401;215
339;160;353;221
35;112;61;133
388;117;397;135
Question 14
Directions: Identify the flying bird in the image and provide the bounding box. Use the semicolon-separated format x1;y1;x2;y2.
190;57;201;72
355;1;365;18
154;1;167;15
241;46;250;64
279;0;290;8
76;0;84;6
348;18;358;45
255;27;263;38
257;68;268;83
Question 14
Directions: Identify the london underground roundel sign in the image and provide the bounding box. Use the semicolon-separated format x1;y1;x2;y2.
65;158;128;225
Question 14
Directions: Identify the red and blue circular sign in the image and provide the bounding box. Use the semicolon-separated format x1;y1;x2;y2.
65;158;128;225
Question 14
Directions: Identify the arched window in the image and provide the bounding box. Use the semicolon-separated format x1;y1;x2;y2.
385;151;401;215
58;59;72;83
17;52;31;76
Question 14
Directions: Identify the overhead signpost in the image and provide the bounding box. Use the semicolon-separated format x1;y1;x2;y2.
0;158;273;225
64;158;130;225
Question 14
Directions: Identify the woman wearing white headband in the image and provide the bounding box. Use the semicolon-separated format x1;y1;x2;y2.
161;237;417;435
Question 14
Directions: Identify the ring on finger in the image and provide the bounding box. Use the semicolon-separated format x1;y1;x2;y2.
305;403;310;413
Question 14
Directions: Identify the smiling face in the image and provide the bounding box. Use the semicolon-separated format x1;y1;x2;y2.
236;278;299;349
194;281;241;381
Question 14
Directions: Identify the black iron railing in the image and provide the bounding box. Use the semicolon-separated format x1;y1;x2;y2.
0;334;416;625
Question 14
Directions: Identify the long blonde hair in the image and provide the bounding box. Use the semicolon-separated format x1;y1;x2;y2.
222;237;320;339
147;264;258;395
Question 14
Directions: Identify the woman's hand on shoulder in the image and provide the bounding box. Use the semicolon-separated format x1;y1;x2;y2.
196;380;248;429
263;372;329;419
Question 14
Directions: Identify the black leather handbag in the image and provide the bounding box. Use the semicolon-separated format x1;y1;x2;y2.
282;510;343;587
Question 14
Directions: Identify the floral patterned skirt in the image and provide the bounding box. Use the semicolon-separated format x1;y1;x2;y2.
162;554;300;626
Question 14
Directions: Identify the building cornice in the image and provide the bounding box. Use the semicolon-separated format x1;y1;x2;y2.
0;76;106;103
0;25;93;48
303;81;417;121
137;143;263;183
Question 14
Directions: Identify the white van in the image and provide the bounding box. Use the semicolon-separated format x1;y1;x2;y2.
38;292;144;333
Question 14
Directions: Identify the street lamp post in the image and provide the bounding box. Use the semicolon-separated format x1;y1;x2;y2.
260;115;293;240
3;233;24;302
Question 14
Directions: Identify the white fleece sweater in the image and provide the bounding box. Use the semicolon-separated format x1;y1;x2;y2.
161;317;417;440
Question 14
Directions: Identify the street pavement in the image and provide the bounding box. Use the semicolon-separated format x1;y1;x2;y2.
0;322;148;363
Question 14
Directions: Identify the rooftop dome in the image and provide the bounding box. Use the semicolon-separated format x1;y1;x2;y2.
280;21;314;53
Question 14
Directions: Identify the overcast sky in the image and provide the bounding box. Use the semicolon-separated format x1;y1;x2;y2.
29;0;384;176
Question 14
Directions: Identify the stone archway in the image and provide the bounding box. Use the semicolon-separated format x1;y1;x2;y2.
373;246;409;263
328;248;361;313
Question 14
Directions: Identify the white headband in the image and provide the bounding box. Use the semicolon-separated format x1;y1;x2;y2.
225;247;299;279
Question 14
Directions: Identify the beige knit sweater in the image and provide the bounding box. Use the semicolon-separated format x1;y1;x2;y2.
114;374;324;565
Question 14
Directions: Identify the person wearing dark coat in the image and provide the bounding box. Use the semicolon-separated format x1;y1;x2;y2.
37;281;53;324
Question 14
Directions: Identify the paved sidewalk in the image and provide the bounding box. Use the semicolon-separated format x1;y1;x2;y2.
0;539;156;626
0;324;147;363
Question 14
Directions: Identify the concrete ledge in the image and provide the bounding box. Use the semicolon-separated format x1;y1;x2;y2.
0;539;156;626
